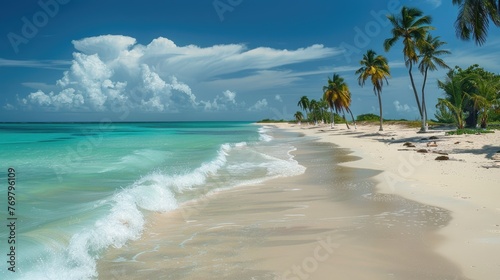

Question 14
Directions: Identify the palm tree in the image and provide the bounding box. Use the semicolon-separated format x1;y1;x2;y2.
418;35;451;132
452;0;500;45
297;96;310;122
323;73;355;129
384;6;433;118
437;69;469;129
355;50;391;131
469;75;500;128
323;73;356;128
309;99;319;125
317;99;329;124
294;111;304;125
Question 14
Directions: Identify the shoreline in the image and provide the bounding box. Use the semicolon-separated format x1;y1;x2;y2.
97;125;472;279
268;122;500;279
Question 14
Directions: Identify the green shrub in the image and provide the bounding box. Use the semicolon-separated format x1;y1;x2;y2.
356;113;380;121
446;128;495;135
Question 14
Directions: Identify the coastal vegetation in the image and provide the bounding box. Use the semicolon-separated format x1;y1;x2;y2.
294;5;499;133
437;65;500;129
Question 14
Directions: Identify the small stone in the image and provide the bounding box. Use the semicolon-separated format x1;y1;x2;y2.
435;155;450;161
429;136;439;140
417;149;428;153
403;142;415;147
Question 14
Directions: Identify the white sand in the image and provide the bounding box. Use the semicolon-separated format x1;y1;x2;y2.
271;122;500;279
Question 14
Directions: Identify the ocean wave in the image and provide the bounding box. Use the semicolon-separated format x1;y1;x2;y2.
15;143;237;280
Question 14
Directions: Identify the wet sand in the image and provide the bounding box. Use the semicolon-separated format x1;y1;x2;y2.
97;130;468;279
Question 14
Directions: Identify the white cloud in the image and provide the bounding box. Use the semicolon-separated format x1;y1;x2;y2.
25;89;85;109
248;99;268;111
425;0;442;8
275;94;283;102
222;90;236;104
72;35;136;62
19;35;339;114
393;100;414;112
0;58;71;69
200;90;241;111
3;103;16;110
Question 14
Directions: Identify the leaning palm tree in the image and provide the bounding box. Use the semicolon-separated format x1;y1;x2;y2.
452;0;500;45
323;73;355;129
418;35;451;132
294;111;304;125
356;50;391;131
297;96;310;123
384;6;433;118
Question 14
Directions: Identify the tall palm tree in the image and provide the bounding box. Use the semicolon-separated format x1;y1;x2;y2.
355;50;391;131
437;70;469;129
297;96;310;121
294;111;304;125
418;35;451;132
384;6;433;118
452;0;500;45
323;73;353;128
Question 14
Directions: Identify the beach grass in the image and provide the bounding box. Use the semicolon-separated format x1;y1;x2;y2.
446;128;496;135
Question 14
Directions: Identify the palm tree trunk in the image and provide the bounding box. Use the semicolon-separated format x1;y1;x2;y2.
376;89;383;131
409;61;423;118
420;67;429;132
342;109;350;129
347;107;357;129
330;107;335;128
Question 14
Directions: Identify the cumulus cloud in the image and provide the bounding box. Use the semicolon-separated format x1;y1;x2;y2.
248;99;268;111
393;100;414;112
200;90;242;111
222;90;236;104
19;35;338;114
72;35;136;61
275;94;283;102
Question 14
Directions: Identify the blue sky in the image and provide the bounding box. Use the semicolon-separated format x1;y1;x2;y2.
1;0;500;122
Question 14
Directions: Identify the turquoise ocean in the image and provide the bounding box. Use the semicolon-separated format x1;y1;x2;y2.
0;122;305;279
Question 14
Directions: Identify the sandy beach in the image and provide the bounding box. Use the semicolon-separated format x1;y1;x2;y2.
96;123;500;279
271;122;500;279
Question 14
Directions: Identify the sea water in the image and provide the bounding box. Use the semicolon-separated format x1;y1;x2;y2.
0;122;305;280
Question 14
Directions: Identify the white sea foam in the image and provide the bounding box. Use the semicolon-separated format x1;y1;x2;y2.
258;126;274;142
